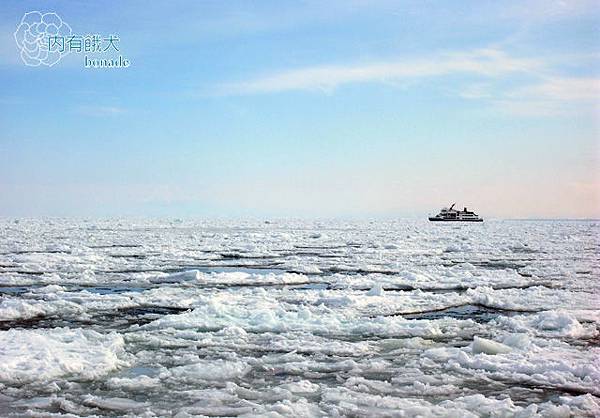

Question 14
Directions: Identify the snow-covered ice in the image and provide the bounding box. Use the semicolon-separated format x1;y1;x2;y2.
0;218;598;416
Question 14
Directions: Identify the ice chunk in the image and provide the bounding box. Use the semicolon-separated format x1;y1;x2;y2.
28;284;65;294
0;299;46;321
533;311;587;337
0;328;128;384
315;295;354;307
496;310;594;338
279;379;320;394
472;336;512;355
83;395;149;412
502;333;530;349
165;360;250;382
106;375;161;391
367;283;385;296
0;297;84;321
150;270;201;283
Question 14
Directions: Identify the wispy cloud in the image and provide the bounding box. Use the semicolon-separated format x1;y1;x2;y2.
510;77;600;101
214;47;600;118
461;76;600;116
214;49;541;95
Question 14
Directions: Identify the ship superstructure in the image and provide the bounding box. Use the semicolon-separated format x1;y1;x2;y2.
429;203;483;222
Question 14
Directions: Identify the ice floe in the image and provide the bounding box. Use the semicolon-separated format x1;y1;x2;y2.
0;328;128;384
0;218;598;416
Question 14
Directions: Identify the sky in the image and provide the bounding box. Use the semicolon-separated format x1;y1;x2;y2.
0;0;599;219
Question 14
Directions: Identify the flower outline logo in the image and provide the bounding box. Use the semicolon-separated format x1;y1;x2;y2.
14;11;72;67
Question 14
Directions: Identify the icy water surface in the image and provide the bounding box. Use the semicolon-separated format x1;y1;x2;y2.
0;219;598;417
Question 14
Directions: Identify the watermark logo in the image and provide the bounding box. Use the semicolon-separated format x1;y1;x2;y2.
14;11;72;67
14;11;130;69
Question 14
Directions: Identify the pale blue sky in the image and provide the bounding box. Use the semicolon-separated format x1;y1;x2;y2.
0;1;599;218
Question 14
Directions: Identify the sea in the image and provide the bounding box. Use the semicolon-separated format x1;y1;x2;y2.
0;218;598;417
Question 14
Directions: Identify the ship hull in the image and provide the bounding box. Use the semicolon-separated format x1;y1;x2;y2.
428;217;483;222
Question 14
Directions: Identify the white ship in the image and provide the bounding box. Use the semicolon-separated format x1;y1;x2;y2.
428;203;483;222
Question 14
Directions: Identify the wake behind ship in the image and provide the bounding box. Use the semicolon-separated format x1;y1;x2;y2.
429;203;483;222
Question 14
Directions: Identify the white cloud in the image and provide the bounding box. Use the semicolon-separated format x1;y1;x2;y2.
214;47;600;118
510;77;600;101
466;76;600;117
215;49;541;95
